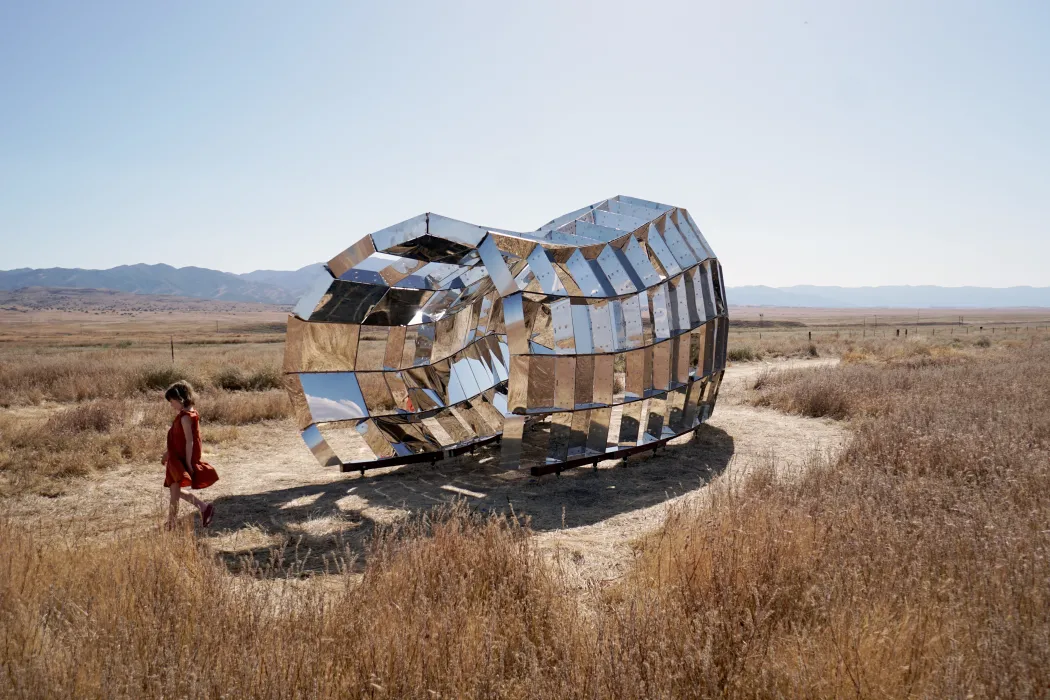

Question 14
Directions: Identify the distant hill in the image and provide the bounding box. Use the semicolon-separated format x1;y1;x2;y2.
729;285;1050;308
2;264;1047;308
237;264;328;299
0;263;325;305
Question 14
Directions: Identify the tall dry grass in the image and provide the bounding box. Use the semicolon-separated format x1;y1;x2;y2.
727;327;1027;364
1;508;588;698
0;343;290;496
0;343;285;407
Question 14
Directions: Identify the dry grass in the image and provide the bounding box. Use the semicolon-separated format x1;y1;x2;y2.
0;342;286;407
0;508;588;698
0;342;291;497
726;324;1038;363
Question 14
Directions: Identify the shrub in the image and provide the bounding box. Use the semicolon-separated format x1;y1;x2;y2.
213;366;283;392
45;401;117;433
136;364;190;392
196;390;290;424
728;346;758;362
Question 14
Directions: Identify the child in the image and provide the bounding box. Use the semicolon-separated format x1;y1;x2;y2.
161;381;218;530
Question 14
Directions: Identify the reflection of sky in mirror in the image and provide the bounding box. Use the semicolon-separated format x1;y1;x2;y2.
421;388;443;407
462;352;496;390
301;424;327;451
448;361;479;403
300;373;367;421
292;275;334;320
445;367;466;405
491;391;509;417
497;341;510;374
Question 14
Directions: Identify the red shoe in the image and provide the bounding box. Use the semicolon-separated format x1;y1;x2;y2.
201;503;215;528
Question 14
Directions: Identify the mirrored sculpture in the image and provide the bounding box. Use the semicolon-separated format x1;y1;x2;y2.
284;195;728;475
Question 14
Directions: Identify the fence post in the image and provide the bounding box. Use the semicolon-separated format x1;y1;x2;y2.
170;336;175;362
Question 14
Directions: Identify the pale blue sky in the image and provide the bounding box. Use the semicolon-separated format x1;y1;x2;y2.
1;1;1047;286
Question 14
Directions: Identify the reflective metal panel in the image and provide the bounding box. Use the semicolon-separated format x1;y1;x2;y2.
356;326;389;371
301;425;341;467
357;372;397;416
563;249;604;297
587;406;612;454
652;340;671;392
645;395;666;442
526;245;566;295
527;355;556;411
644;224;682;277
574;355;596;408
618;401;643;446
569;410;591;457
590;301;616;354
596;245;637;295
659;216;698;269
593;354;615;406
554;356;576;410
477;234;518;297
328;235;379;279
570;301;595;354
666;386;688;434
284;317;359;373
620;235;663;287
548;412;573;463
650;284;672;340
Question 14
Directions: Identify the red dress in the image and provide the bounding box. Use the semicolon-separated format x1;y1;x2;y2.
164;408;219;489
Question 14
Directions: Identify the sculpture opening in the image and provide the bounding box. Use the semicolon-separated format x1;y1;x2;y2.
283;195;728;475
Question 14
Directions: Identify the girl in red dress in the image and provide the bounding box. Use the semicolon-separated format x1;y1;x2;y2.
161;381;218;530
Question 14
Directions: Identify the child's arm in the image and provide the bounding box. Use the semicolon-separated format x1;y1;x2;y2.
181;414;195;472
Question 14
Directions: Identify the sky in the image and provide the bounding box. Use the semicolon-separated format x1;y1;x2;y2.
1;1;1048;287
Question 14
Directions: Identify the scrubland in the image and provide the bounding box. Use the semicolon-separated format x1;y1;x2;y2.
2;314;1050;697
0;342;289;496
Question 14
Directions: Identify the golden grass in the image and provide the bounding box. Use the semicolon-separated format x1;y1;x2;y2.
0;342;286;406
0;340;291;496
0;509;587;698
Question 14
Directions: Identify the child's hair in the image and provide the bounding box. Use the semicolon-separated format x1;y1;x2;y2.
164;381;196;408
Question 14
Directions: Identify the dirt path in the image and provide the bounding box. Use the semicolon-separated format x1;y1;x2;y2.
8;358;846;580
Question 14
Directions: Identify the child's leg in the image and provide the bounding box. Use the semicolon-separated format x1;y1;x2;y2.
168;483;181;527
179;490;207;513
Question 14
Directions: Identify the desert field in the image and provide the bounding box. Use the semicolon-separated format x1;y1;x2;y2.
2;302;1050;697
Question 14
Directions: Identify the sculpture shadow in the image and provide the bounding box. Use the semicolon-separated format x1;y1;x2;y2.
208;423;734;576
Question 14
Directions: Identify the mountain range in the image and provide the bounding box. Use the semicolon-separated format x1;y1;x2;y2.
0;263;327;305
1;264;1048;308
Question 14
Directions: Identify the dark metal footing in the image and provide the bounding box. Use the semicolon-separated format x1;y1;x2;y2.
529;435;678;477
340;433;502;474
